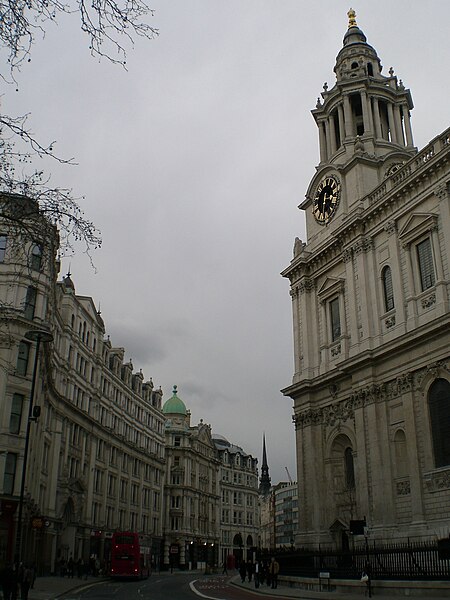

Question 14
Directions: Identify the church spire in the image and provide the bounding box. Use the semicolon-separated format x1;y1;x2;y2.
259;434;271;496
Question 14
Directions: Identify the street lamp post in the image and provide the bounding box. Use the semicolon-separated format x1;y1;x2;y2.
16;328;53;564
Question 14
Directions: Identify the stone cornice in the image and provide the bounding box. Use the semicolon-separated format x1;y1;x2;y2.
292;359;450;431
293;373;413;430
424;468;450;493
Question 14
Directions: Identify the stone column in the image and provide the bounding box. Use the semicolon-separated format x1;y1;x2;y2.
299;281;317;377
403;243;418;331
430;224;444;282
325;118;332;158
403;386;425;523
319;300;329;372
394;104;404;145
373;399;396;531
338;104;345;146
329;115;337;154
386;220;406;325
354;407;370;520
343;249;358;356
403;105;414;147
343;94;353;138
360;90;371;135
387;103;397;143
354;238;374;349
290;287;301;376
318;121;327;162
365;401;386;527
372;97;382;139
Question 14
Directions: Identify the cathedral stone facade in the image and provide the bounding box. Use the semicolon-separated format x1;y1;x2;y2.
282;11;450;548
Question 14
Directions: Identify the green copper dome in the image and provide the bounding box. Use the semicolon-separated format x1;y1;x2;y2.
162;385;187;415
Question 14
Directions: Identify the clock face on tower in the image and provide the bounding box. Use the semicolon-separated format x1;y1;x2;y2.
313;175;341;224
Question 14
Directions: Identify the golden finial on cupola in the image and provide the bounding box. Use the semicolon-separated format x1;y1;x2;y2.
348;8;357;28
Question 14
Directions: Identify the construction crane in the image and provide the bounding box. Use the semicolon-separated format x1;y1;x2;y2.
285;466;293;484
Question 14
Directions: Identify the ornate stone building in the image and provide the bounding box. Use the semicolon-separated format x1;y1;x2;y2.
0;194;166;570
282;11;450;547
162;386;220;569
214;433;259;566
161;386;259;570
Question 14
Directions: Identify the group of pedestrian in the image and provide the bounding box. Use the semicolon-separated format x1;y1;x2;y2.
58;555;100;579
237;556;280;589
0;562;35;600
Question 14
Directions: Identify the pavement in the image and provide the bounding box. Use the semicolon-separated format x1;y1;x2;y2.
28;575;107;600
229;574;450;599
24;572;450;600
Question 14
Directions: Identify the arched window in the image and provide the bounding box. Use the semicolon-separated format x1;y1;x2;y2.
344;447;355;489
394;429;408;477
382;266;394;311
331;434;356;492
30;243;43;271
367;63;374;76
429;379;450;467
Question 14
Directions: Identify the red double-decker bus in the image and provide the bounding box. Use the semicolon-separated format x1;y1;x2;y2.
110;532;151;579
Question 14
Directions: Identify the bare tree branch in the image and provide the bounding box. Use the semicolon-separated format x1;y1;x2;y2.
0;0;157;259
0;0;158;76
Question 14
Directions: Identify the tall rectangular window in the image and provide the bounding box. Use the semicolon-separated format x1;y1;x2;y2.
330;297;341;341
9;393;24;434
16;341;30;376
0;235;6;262
417;238;436;291
24;286;37;320
3;453;17;495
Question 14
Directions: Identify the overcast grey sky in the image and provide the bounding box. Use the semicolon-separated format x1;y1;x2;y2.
4;1;450;483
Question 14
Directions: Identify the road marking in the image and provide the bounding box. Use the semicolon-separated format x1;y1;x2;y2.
189;579;227;600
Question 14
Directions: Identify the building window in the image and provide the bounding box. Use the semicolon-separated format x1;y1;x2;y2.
382;266;394;311
3;453;17;495
429;379;450;468
9;393;24;434
30;243;43;271
330;297;341;341
174;436;181;447
24;286;37;320
0;235;6;262
16;341;30;376
171;495;181;508
107;474;116;496
344;447;355;489
394;429;408;477
416;238;435;291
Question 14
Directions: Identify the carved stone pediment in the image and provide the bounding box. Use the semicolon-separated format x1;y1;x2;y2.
317;277;345;302
398;212;438;246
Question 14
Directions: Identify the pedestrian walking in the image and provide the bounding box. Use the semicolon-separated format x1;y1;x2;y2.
254;561;260;588
19;564;33;600
269;556;280;589
239;561;246;583
246;559;253;582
